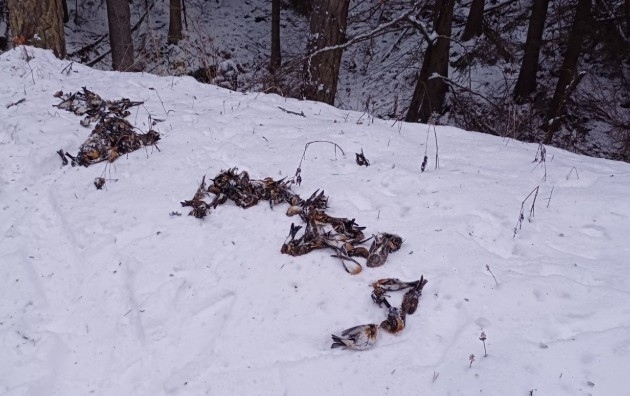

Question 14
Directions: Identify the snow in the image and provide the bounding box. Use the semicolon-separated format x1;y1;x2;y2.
2;47;630;395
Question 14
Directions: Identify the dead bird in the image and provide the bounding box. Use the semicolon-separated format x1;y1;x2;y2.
344;243;369;259
371;278;420;291
382;232;403;252
286;205;303;216
366;232;404;267
366;233;391;267
379;298;406;334
371;285;389;307
331;324;379;350
181;176;211;218
401;276;428;315
331;217;366;242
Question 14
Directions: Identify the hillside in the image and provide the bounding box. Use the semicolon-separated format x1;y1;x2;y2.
1;47;630;395
11;0;622;161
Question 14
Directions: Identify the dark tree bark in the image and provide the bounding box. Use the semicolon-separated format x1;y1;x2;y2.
625;0;630;36
461;0;485;41
405;0;454;123
106;0;134;71
432;0;443;26
167;0;183;44
543;0;591;143
302;0;350;105
513;0;549;104
7;0;66;58
269;0;281;72
62;0;68;23
1;1;9;50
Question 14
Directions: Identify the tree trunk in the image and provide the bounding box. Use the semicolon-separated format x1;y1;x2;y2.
625;0;630;36
7;0;66;58
461;0;485;41
269;0;281;72
168;0;183;44
1;2;9;51
432;0;443;26
405;0;454;123
62;0;69;23
302;0;350;105
513;0;549;104
106;0;134;71
543;0;591;143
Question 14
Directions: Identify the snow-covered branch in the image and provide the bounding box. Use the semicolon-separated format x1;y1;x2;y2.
404;15;436;45
307;4;429;61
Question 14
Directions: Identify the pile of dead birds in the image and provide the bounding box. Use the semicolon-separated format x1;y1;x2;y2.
181;167;429;351
331;276;428;350
55;87;160;168
181;167;404;275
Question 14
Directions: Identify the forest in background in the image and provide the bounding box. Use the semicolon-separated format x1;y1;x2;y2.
1;0;629;161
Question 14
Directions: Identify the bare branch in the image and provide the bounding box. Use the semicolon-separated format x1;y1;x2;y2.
307;4;425;62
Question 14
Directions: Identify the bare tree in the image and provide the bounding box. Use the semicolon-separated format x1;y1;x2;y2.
406;0;455;123
270;0;281;72
106;0;134;71
168;0;183;45
543;0;591;143
7;0;66;58
461;0;485;41
302;0;350;105
513;0;550;103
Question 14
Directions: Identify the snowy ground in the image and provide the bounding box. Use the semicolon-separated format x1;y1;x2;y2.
2;48;630;395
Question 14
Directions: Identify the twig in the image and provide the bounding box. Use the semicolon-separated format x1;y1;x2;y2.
86;49;111;67
291;141;345;185
486;265;498;286
307;6;423;64
148;87;168;116
532;143;547;181
6;98;25;109
432;371;440;383
21;47;36;84
484;0;520;14
479;331;487;357
566;166;579;180
67;33;108;58
513;186;540;237
440;75;502;112
421;126;429;172
278;106;305;117
546;186;554;208
433;124;440;170
61;62;75;75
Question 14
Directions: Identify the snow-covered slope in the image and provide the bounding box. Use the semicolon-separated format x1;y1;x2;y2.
1;48;630;395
